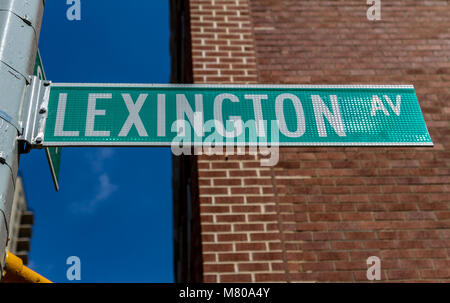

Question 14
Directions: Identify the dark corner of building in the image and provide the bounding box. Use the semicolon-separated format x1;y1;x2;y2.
169;0;203;283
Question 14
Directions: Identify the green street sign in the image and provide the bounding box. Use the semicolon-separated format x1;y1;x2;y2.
34;51;61;191
41;83;432;147
33;51;45;80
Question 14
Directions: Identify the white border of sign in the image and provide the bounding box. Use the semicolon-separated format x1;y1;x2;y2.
51;83;415;89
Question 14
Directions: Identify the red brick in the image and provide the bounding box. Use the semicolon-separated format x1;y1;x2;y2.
253;273;285;282
335;261;366;271
238;263;270;272
387;270;420;280
414;249;447;259
204;275;217;282
216;214;246;222
313;232;345;241
235;242;266;251
316;271;354;282
421;269;450;279
202;223;231;232
203;243;233;252
218;253;250;262
346;232;376;240
301;262;334;272
250;232;281;241
200;205;230;213
248;214;278;222
214;196;245;204
217;233;248;242
204;264;235;273
252;252;283;261
332;241;364;250
233;223;264;232
300;241;331;251
199;187;228;195
398;259;433;269
219;274;252;282
309;213;341;222
317;252;349;261
213;179;242;186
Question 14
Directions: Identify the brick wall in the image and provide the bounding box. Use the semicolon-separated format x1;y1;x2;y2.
190;0;291;282
188;0;450;282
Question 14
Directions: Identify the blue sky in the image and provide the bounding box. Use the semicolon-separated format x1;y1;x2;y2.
19;1;173;282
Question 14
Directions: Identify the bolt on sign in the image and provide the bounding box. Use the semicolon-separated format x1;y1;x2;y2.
40;84;432;147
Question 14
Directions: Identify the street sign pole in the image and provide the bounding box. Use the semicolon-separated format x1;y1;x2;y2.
0;0;44;275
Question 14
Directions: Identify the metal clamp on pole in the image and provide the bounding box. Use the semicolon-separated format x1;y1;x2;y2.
18;75;51;152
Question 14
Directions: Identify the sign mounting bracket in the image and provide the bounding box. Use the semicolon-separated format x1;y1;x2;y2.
18;75;51;151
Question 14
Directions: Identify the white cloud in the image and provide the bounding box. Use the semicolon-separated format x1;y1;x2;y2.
69;173;118;215
99;148;115;160
94;173;118;202
85;148;116;172
70;148;119;214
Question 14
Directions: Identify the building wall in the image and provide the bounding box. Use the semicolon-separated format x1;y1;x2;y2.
187;0;450;282
7;176;33;265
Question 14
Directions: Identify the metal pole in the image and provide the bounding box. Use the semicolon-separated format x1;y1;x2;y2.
0;0;44;276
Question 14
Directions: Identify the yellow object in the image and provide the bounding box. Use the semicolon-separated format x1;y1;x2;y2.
3;251;52;283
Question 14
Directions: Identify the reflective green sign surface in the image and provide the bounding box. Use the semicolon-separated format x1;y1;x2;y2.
42;84;432;146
